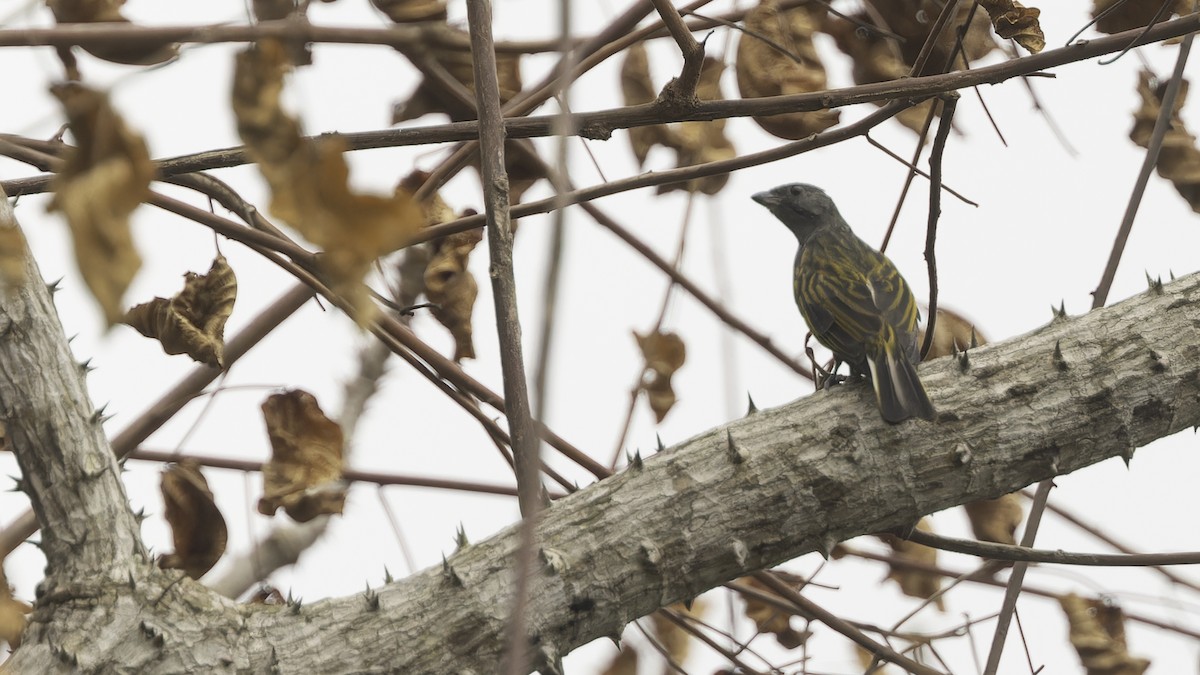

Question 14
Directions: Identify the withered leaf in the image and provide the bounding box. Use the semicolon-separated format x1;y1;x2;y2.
918;306;986;361
123;255;237;368
978;0;1045;53
736;1;840;140
392;23;522;123
1060;594;1151;675
598;645;639;675
620;42;677;167
0;216;27;291
648;600;706;665
738;574;810;648
47;82;152;326
47;0;178;65
157;459;228;580
0;564;30;648
862;0;997;73
635;330;686;423
233;40;425;320
964;493;1024;546
657;57;736;195
1093;0;1188;35
877;519;943;608
371;0;447;23
1131;70;1200;213
248;586;285;605
426;224;483;362
259;389;346;522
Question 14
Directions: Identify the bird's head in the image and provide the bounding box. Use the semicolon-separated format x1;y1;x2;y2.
752;183;845;244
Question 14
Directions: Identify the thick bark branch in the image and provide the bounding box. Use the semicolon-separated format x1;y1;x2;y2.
4;174;1199;670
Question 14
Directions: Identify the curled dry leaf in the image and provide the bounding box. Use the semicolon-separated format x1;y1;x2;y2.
736;0;839;140
864;0;997;73
620;42;676;167
1132;70;1200;213
371;0;447;23
635;330;686;423
877;519;943;608
978;0;1045;53
47;82;152;326
1;563;31;648
158;460;229;580
657;57;736;195
248;586;286;605
47;0;178;65
123;255;237;368
0;211;27;291
918;305;986;361
1092;0;1188;35
598;645;639;675
259;389;346;522
393;23;523;123
964;493;1024;545
426;224;483;362
233;40;425;319
737;574;810;649
1060;594;1151;675
648;600;707;666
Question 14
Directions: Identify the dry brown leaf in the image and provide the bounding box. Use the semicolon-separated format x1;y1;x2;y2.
0;564;31;648
122;255;237;368
736;0;840;140
648;600;707;667
1092;0;1188;34
598;644;639;675
964;493;1024;545
47;0;178;65
233;40;425;319
620;42;676;167
1131;70;1200;213
1060;594;1151;675
918;306;986;361
0;218;26;292
259;389;346;522
393;23;523;123
864;0;998;73
635;330;686;423
978;0;1045;53
738;575;810;649
426;224;483;362
877;519;943;608
248;586;286;604
372;0;447;23
657;57;736;195
157;459;228;580
47;82;151;326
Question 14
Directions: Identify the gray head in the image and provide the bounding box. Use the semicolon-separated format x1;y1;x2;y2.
752;183;847;244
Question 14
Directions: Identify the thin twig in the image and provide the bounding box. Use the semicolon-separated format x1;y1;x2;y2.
903;527;1200;566
650;0;707;102
919;93;958;360
863;134;977;206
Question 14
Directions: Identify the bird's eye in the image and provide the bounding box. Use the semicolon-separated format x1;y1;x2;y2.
790;185;803;196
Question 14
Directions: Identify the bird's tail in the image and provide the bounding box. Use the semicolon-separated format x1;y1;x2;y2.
866;344;936;423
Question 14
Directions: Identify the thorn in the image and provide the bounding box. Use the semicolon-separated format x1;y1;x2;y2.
1148;349;1167;373
382;566;393;584
1051;301;1067;321
1121;446;1135;467
362;583;380;610
45;277;62;294
1169;269;1176;281
8;475;24;493
285;590;302;613
746;393;758;415
731;539;749;568
540;547;566;575
77;358;94;373
958;349;970;372
1052;340;1068;371
608;633;622;650
969;327;978;349
629;450;643;470
639;540;662;570
442;554;463;587
454;523;469;551
952;442;972;466
1146;271;1164;294
816;536;838;560
133;507;148;525
128;571;137;589
655;434;665;453
725;428;745;464
682;597;694;611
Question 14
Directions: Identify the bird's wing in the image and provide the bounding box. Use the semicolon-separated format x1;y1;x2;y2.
865;250;922;362
796;241;884;364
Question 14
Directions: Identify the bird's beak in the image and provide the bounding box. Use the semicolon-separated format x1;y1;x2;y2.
751;191;777;207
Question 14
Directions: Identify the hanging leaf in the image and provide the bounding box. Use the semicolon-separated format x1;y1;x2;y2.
620;42;677;167
122;255;237;368
0;213;26;291
635;330;686;423
157;460;228;580
598;645;639;675
47;0;178;65
1092;0;1188;35
1060;594;1151;675
737;574;810;648
964;493;1024;545
735;1;839;140
259;389;346;522
648;599;706;665
657;57;736;195
863;0;997;73
233;40;425;320
0;564;30;648
371;0;446;23
426;224;483;362
977;0;1045;53
918;306;986;361
47;82;152;326
877;519;943;608
1131;70;1200;213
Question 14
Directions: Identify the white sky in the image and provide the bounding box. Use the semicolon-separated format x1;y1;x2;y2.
3;0;1200;672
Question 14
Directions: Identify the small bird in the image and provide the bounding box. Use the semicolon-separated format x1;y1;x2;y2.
753;183;935;423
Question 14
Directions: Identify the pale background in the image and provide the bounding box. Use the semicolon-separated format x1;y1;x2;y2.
2;0;1199;672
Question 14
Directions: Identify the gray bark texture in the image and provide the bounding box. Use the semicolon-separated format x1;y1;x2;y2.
3;183;1200;672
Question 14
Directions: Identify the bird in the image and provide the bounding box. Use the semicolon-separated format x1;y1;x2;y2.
752;183;935;423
